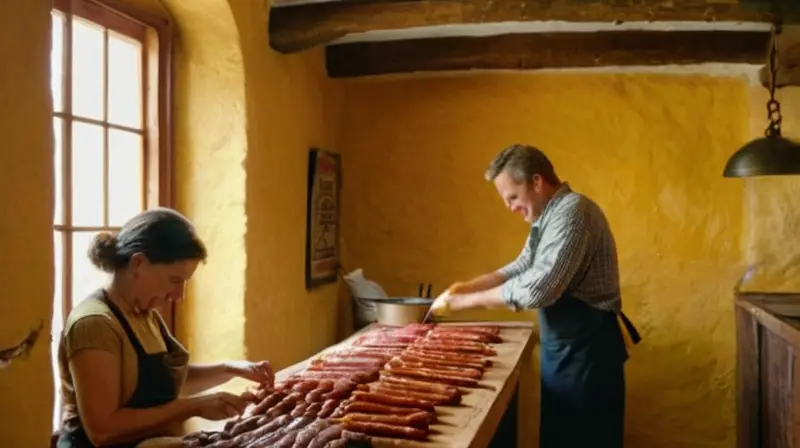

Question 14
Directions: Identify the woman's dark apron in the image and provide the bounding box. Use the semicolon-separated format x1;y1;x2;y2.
538;292;641;448
57;295;179;448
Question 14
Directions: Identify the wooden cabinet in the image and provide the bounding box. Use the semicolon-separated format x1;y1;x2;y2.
736;294;800;448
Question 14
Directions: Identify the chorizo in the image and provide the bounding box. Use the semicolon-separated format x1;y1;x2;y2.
248;390;286;416
380;373;461;396
341;411;430;429
350;391;435;411
384;364;479;387
341;420;428;440
307;424;343;448
343;402;435;423
291;418;330;448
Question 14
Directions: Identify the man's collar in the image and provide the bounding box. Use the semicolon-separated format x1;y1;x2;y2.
532;182;572;228
552;182;572;200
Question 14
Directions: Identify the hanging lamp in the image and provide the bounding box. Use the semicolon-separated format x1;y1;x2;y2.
723;24;800;178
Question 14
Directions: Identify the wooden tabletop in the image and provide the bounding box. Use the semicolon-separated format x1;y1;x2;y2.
189;321;537;448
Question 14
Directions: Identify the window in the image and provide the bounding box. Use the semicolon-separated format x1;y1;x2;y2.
50;0;173;431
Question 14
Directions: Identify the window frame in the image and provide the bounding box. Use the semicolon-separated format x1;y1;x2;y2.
51;0;176;330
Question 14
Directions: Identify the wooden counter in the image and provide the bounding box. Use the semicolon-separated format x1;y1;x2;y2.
197;321;537;448
735;293;800;448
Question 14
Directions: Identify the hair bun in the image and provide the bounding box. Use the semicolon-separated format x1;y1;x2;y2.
88;231;118;273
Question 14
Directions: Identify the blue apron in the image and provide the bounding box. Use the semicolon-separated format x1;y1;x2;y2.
538;293;640;448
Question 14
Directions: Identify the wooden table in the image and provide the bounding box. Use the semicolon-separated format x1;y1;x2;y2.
735;293;800;448
194;321;537;448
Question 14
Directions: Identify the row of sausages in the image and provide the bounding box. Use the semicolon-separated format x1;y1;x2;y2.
181;323;503;447
326;324;503;443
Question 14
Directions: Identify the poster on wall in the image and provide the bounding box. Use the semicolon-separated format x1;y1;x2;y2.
305;148;341;289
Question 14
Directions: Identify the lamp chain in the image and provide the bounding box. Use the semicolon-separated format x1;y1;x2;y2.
766;24;783;138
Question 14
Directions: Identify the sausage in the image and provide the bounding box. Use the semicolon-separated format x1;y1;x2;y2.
351;391;435;411
248;390;287;416
341;420;428;440
341;430;372;445
305;365;380;373
430;328;501;339
384;365;479;387
287;371;377;384
291;380;320;394
367;384;458;405
266;392;304;419
343;402;436;423
322;440;345;448
321;380;356;400
209;414;291;448
412;341;497;356
291;418;330;448
305;382;335;403
290;402;309;418
271;417;315;448
227;415;261;437
400;353;485;371
380;373;462;395
247;415;314;448
321;348;399;360
387;359;482;379
307;424;343;448
302;402;322;418
311;356;385;367
341;411;430;429
329;401;347;419
318;399;340;418
405;348;488;365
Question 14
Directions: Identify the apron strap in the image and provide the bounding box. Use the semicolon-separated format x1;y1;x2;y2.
618;310;642;345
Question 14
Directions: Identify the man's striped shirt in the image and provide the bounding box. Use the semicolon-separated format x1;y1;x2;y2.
499;183;622;313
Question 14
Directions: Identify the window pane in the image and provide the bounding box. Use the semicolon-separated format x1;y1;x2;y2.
51;230;64;431
53;118;63;225
51;12;64;113
72;231;109;308
71;122;104;226
108;33;142;129
108;130;143;226
72;18;105;120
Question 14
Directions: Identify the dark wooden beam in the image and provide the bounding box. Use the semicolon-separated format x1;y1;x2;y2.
325;30;771;78
759;25;800;87
268;0;791;54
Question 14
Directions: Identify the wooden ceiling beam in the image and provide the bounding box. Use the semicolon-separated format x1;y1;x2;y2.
268;0;787;54
759;25;800;87
325;30;772;78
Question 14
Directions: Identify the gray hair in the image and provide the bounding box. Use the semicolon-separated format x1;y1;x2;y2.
484;144;559;185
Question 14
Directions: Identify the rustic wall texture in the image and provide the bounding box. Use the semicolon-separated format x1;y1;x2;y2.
337;73;753;447
3;0;799;446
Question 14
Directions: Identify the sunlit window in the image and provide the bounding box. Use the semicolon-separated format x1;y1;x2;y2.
50;0;167;431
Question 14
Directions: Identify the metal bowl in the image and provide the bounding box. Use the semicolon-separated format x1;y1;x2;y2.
359;297;433;326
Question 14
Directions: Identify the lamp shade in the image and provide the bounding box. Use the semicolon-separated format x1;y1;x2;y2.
723;135;800;177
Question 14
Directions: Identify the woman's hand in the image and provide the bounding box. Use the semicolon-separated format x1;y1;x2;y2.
225;360;275;389
191;391;255;421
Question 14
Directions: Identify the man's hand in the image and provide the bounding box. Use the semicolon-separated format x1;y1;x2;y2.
430;286;459;317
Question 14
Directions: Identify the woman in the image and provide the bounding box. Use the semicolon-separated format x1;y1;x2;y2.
57;208;273;448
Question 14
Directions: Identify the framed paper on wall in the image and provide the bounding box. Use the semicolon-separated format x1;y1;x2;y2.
305;148;341;289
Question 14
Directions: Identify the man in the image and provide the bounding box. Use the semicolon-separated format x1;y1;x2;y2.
430;144;640;448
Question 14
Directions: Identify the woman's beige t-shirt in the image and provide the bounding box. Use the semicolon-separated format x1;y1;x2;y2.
58;289;189;434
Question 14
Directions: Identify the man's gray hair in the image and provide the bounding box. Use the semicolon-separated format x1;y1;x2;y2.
484;144;559;185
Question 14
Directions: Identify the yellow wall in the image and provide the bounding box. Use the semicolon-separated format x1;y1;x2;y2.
337;73;750;447
744;86;800;292
0;1;54;446
3;0;799;444
128;0;346;368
